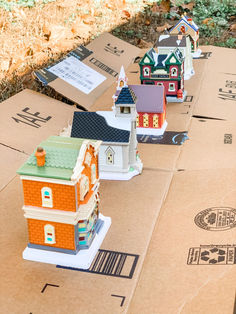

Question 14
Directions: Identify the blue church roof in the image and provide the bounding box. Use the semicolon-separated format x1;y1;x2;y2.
71;112;130;143
115;87;137;105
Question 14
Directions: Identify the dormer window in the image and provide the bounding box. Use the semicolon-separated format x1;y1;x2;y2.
171;68;177;77
143;67;150;77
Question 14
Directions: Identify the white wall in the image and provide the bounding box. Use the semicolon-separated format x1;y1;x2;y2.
98;143;129;172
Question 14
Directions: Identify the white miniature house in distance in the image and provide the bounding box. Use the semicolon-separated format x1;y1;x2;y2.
71;85;143;180
155;32;194;80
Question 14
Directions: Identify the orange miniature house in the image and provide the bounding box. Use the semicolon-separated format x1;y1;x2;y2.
17;136;106;256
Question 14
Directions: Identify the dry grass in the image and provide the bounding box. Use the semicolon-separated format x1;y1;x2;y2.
0;0;148;102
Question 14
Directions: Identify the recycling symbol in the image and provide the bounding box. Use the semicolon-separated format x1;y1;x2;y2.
200;247;226;264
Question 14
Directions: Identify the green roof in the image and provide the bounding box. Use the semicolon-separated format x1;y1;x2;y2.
17;136;86;181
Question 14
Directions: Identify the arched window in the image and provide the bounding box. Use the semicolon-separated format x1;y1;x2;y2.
106;147;115;165
143;67;150;77
41;187;53;208
168;83;175;91
91;164;97;184
80;175;89;200
143;114;149;127
119;80;124;88
153;115;159;128
44;224;56;244
171;68;177;77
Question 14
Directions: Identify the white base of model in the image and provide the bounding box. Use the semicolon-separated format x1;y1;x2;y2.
23;214;111;270
166;90;187;103
192;49;202;59
184;69;195;80
137;120;168;136
100;157;143;181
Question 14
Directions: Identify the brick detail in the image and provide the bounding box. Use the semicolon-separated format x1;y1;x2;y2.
22;180;76;212
27;219;75;250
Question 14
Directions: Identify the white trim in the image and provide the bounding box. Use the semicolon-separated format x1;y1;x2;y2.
23;205;79;225
20;175;76;186
137;120;168;136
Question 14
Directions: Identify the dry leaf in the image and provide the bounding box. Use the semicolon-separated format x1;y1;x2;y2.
82;15;95;25
0;59;10;72
122;10;131;19
181;1;195;11
156;22;172;32
71;19;92;38
151;3;159;13
159;0;171;13
230;23;236;31
202;18;214;27
136;39;153;49
145;19;151;26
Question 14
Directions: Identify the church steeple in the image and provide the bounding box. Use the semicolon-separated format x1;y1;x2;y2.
114;86;137;118
117;65;128;91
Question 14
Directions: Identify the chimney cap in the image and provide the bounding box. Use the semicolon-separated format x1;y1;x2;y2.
36;146;44;153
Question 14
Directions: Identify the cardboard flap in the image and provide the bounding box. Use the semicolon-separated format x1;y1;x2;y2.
36;33;141;109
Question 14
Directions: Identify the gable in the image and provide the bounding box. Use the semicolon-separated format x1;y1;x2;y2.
169;56;177;63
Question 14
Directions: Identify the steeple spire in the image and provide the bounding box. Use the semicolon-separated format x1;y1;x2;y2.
117;65;128;91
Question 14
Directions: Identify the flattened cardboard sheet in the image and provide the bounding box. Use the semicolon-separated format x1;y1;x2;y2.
129;169;236;314
193;46;236;121
0;89;76;154
0;144;28;192
177;119;236;170
36;33;140;109
0;170;172;314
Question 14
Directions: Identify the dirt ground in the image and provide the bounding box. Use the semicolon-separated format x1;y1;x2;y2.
0;0;235;104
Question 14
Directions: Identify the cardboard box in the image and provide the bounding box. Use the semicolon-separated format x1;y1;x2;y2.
1;44;236;314
35;32;140;109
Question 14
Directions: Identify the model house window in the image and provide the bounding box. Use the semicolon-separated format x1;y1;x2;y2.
143;67;150;77
80;175;89;200
106;147;114;165
136;115;139;127
120;106;130;114
171;68;177;77
44;224;56;244
41;187;53;208
153;115;159;128
143;114;149;127
85;152;92;166
91;163;96;184
168;83;175;91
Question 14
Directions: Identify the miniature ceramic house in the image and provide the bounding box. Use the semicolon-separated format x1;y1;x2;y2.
169;15;201;58
155;33;194;80
113;67;167;135
139;47;186;102
71;87;143;180
17;136;111;269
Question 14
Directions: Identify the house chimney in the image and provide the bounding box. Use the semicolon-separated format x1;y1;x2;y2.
187;18;192;25
35;147;46;167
